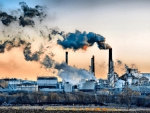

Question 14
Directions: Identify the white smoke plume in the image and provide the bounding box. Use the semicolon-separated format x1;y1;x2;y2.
55;62;97;85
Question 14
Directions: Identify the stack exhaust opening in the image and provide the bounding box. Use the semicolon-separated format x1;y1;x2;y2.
66;51;68;65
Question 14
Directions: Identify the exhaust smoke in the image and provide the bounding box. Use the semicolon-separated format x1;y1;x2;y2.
57;30;111;51
0;2;113;84
55;62;97;85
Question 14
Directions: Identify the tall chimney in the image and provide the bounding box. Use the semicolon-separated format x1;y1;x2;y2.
91;55;95;76
66;51;68;64
108;48;112;73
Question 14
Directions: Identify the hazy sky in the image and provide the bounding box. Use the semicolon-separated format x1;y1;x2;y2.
0;0;150;80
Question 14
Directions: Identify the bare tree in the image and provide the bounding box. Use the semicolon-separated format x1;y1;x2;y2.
47;92;60;103
32;91;44;103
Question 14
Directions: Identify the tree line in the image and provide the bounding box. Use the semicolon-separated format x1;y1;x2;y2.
0;90;150;107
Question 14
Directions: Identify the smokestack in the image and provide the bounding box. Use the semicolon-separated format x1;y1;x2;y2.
91;55;95;76
66;51;68;64
108;48;112;73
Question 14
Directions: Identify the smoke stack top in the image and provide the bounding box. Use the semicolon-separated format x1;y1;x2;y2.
57;30;111;51
109;48;112;61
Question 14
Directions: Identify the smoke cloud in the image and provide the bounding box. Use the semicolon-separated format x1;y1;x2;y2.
57;30;111;51
0;1;113;83
19;2;46;27
0;38;44;61
0;38;25;53
0;2;46;27
0;11;17;26
41;55;54;68
55;62;96;85
23;42;43;61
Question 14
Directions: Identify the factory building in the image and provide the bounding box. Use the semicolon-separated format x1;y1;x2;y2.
119;68;149;86
98;79;109;87
139;76;149;85
1;51;150;94
0;79;9;89
141;73;150;80
126;86;150;96
16;81;38;91
0;78;39;92
37;76;63;92
8;78;22;89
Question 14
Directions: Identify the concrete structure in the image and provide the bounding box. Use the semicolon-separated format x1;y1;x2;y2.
37;76;63;92
108;48;115;87
91;55;95;76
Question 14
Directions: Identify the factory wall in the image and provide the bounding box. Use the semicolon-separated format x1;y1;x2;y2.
17;84;38;91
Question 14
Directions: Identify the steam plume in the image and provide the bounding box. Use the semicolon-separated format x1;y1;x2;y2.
55;62;96;85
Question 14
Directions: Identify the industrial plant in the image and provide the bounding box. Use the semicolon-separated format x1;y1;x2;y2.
0;49;150;96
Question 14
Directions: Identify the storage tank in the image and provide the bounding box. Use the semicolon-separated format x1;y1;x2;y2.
64;82;72;92
79;80;95;92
